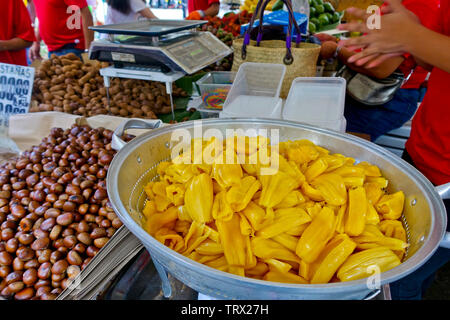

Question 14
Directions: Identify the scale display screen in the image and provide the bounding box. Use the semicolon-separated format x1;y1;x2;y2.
167;40;212;69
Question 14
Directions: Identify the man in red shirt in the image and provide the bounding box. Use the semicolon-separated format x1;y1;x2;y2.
186;0;220;20
340;0;450;300
0;0;36;66
28;0;94;60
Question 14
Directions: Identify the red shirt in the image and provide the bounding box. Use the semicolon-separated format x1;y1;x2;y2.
0;0;36;66
406;0;450;186
33;0;87;52
188;0;219;13
398;0;439;89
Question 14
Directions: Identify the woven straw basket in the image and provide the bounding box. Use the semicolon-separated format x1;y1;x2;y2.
232;38;321;99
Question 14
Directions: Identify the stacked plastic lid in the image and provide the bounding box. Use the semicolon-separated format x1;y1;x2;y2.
282;77;347;132
219;62;286;119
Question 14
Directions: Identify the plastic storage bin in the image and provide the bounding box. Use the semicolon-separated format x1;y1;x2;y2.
195;72;236;110
282;77;347;132
220;62;286;119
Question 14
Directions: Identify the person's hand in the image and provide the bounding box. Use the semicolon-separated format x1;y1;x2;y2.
29;41;42;62
315;33;338;44
337;0;420;68
186;11;204;20
320;41;338;60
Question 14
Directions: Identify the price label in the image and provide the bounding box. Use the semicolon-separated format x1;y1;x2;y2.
0;62;35;116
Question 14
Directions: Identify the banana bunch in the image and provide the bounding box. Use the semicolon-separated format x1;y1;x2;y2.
240;0;279;13
141;137;408;284
240;0;259;13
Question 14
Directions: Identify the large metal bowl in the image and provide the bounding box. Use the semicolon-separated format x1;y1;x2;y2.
107;118;450;300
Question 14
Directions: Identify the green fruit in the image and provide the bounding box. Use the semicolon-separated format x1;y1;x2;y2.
309;0;317;6
309;6;317;17
318;13;330;26
325;12;333;21
332;11;341;23
315;4;325;14
310;17;320;27
323;2;335;13
315;0;323;5
308;22;317;33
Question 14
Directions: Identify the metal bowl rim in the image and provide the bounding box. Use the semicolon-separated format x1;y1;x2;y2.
107;118;446;292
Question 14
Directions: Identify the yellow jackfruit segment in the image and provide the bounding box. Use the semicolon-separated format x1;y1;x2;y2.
141;137;407;285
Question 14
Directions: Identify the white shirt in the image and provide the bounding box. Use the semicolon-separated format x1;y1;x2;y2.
105;0;148;25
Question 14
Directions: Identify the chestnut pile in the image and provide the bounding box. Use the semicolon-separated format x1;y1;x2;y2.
30;53;188;118
0;124;132;300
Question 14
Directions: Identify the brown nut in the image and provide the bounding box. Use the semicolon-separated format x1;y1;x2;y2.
40;217;56;231
31;237;50;251
66;250;82;266
51;259;68;274
67;265;81;281
5;271;23;285
37;249;51;263
17;247;34;261
24;259;39;269
1;228;14;241
86;245;99;257
0;265;10;278
38;262;52;279
36;286;51;298
51;272;65;282
34;279;51;289
49;224;63;240
8;281;25;293
13;257;25;271
14;287;35;300
73;243;86;254
44;208;61;219
63;235;77;248
50;250;63;264
23;268;38;286
76;232;92;245
90;227;106;239
5;238;19;253
56;212;73;226
76;220;89;233
93;237;109;249
19;218;33;232
18;233;34;245
0;251;13;266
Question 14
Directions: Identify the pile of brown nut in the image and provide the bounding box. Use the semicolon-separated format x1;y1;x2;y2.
30;53;188;118
0;124;132;300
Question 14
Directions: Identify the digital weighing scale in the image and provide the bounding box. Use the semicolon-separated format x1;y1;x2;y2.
88;20;233;119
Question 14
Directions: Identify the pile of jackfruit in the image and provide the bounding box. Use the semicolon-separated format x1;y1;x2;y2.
141;137;407;284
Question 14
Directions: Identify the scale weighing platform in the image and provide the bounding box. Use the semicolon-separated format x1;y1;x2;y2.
88;20;233;119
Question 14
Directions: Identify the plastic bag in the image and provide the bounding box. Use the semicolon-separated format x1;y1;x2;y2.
0;111;20;160
284;0;310;18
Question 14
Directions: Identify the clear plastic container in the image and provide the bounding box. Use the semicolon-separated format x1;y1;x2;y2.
282;77;347;132
221;62;286;119
220;96;283;119
195;72;236;110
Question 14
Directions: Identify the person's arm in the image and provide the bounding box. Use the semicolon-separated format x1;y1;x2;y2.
339;0;450;73
186;1;219;19
139;7;158;19
203;2;219;17
0;38;33;52
27;0;41;61
320;41;404;79
80;6;94;50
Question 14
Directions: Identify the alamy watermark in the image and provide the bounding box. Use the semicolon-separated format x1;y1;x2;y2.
169;121;280;175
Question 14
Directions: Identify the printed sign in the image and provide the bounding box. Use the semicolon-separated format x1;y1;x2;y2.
0;62;35;116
